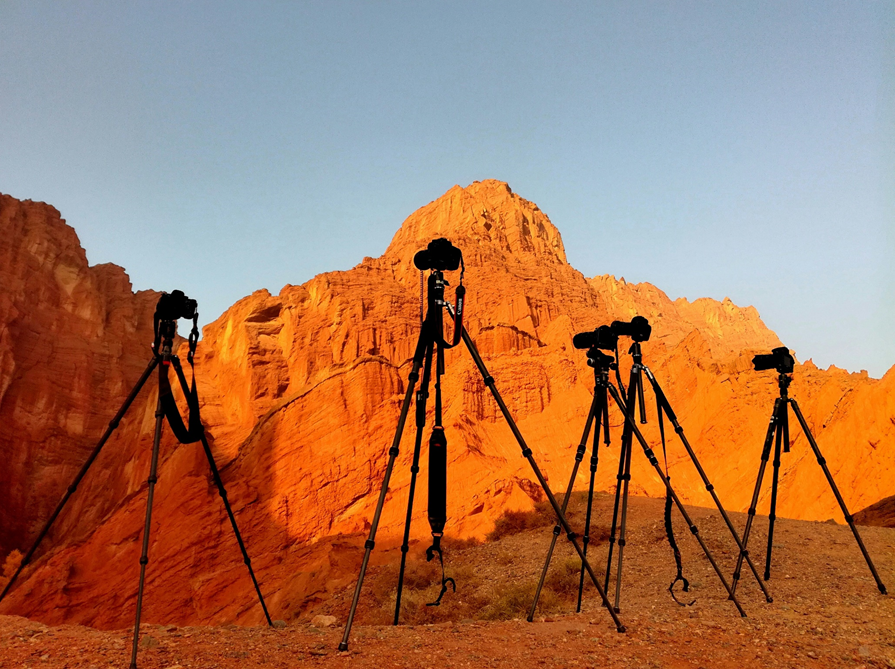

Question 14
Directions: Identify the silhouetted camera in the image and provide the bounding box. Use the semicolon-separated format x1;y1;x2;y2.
573;325;618;351
156;290;198;321
752;346;794;374
414;238;462;272
611;316;652;342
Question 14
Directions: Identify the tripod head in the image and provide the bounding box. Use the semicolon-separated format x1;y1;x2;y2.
586;347;616;373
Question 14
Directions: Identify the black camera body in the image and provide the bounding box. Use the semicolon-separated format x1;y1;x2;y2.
156;290;198;322
611;316;651;342
573;325;618;351
414;238;462;272
753;346;795;374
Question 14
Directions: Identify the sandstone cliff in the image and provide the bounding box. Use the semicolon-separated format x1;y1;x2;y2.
0;181;891;629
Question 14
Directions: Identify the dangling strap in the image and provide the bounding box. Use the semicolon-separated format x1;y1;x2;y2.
425;537;456;606
658;397;695;606
440;255;466;349
160;316;203;444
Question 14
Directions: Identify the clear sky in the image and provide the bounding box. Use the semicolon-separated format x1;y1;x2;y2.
1;2;893;377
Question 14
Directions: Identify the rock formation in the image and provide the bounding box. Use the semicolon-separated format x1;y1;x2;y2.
0;181;892;629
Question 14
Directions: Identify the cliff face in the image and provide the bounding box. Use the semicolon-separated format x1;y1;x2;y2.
0;181;892;629
0;194;161;561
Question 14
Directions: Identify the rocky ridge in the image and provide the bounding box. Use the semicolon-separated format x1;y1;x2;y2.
0;181;892;630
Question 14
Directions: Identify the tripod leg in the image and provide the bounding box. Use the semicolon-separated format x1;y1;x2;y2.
394;341;435;624
527;393;598;621
643;369;773;602
731;399;780;597
0;357;158;605
606;372;638;608
789;400;888;595
458;326;626;632
129;371;167;669
612;420;634;614
576;391;603;613
168;357;273;625
338;329;429;652
764;407;785;581
605;382;748;617
604;433;627;595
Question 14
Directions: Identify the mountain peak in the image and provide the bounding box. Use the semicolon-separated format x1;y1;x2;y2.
384;180;567;266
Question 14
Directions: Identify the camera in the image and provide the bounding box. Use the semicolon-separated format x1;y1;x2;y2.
573;325;618;351
155;290;198;321
610;316;652;342
752;346;795;374
414;238;463;272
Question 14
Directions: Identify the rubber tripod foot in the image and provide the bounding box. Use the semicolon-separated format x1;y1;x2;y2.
338;642;349;651
617;625;627;633
880;586;888;595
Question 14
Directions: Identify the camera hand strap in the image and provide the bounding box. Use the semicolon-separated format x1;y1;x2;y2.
160;316;203;444
438;254;465;349
658;398;695;607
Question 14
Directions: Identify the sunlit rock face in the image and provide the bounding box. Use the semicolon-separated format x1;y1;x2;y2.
1;181;892;628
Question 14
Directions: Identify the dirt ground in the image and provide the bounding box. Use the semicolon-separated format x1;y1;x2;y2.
2;494;893;668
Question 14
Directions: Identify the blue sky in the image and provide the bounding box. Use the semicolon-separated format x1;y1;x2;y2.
1;2;892;376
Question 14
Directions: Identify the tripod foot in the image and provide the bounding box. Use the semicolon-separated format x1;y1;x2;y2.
617;625;626;633
767;596;774;603
338;642;349;652
613;607;620;614
880;585;888;596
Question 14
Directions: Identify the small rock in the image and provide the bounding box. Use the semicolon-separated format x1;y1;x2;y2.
272;619;287;629
858;646;872;658
311;615;337;628
140;635;159;648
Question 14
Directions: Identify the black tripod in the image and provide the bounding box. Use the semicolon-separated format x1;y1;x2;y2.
338;240;626;652
0;292;272;668
529;326;748;619
731;354;888;597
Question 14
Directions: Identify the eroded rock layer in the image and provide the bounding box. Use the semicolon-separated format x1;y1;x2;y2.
0;181;892;629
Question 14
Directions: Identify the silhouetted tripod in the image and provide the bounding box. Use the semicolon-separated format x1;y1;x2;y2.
529;319;750;620
0;291;272;669
731;347;888;597
338;240;627;652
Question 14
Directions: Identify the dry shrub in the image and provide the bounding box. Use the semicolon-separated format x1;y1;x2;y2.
481;581;559;620
545;558;585;598
486;505;555;541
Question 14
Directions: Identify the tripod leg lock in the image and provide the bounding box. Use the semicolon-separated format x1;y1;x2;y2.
109;418;121;429
521;448;532;458
747;508;756;516
148;475;158;484
410;465;420;474
618;538;626;547
705;484;714;492
688;525;699;535
483;375;495;386
365;540;376;550
566;531;578;541
816;457;826;466
389;447;399;457
552;525;561;536
843;513;853;523
68;485;78;494
400;545;409;553
140;556;149;565
582;536;590;546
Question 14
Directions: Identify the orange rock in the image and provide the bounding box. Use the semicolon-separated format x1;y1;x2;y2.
0;181;892;629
